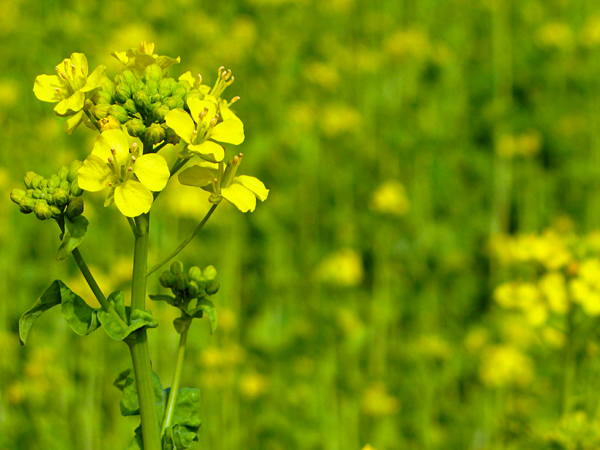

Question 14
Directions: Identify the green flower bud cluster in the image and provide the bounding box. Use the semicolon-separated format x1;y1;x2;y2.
159;261;220;302
91;63;190;146
10;160;85;221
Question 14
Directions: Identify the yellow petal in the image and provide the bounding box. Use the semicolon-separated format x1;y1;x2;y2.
54;91;85;116
134;154;170;191
78;155;116;192
114;180;153;217
165;109;196;143
178;165;215;187
188;97;217;125
178;71;197;88
221;184;256;213
81;65;107;92
219;101;241;122
211;119;245;145
235;175;269;201
92;129;130;167
188;141;224;162
63;110;85;134
69;53;89;78
33;75;66;102
111;51;129;66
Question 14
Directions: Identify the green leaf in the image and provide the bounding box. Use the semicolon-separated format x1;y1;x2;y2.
19;280;62;346
108;290;127;322
190;299;217;334
56;215;89;260
60;282;100;336
162;388;201;449
149;294;177;306
124;426;143;450
98;308;158;341
114;368;165;419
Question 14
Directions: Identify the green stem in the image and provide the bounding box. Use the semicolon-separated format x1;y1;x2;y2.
83;110;100;131
71;248;128;329
146;204;218;278
160;316;192;436
128;213;162;450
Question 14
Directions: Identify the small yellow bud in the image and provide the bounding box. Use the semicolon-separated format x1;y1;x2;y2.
98;115;122;132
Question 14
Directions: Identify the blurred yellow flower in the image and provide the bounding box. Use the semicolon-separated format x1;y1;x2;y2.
497;131;542;158
385;27;431;60
361;382;400;416
320;103;361;138
537;22;575;50
479;345;534;387
464;327;489;354
538;272;569;314
303;61;340;90
370;181;410;216
315;248;363;287
239;372;269;400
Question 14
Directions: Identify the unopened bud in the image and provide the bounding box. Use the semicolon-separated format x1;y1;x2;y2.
144;64;163;83
50;206;62;218
144;123;165;145
205;280;220;295
126;118;147;138
165;127;180;146
98;115;122;132
123;99;137;115
70;178;84;197
134;90;151;111
94;90;113;105
53;188;70;207
19;196;36;214
24;171;40;189
172;83;187;98
114;83;132;103
102;79;116;97
145;79;158;97
93;103;111;120
34;200;53;220
108;105;128;124
67;160;83;183
203;265;217;281
59;179;70;191
48;174;60;189
174;273;188;291
66;197;84;219
159;270;175;288
159;78;175;97
186;280;200;297
188;266;203;281
57;166;69;181
10;188;26;205
151;104;170;122
170;261;184;276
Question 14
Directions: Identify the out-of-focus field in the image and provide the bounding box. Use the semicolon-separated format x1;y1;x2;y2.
3;0;600;449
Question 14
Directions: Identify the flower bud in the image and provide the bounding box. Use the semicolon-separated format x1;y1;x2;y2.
19;196;36;214
59;180;70;191
32;189;42;199
186;280;200;298
123;99;137;115
98;115;122;132
94;90;113;105
170;261;184;276
164;96;180;110
66;197;84;219
151;104;170;123
57;165;69;181
134;90;151;111
24;171;40;189
159;78;175;97
10;188;26;205
205;280;220;295
203;265;217;281
102;79;116;97
50;206;63;219
159;270;175;288
172;83;188;98
188;266;203;281
114;83;132;103
93;103;111;120
53;188;70;207
108;105;129;124
144;123;166;145
48;174;60;189
34;200;53;220
126;118;147;138
39;179;48;189
68;160;83;183
70;178;84;197
174;273;188;291
144;64;163;83
145;79;159;98
151;93;162;104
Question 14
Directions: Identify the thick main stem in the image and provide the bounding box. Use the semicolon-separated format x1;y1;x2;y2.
160;317;191;435
128;213;162;450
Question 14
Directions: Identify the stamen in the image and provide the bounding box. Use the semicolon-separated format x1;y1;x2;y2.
108;157;113;163
217;66;225;78
54;87;61;93
110;147;116;155
230;96;240;104
131;156;136;163
127;166;133;172
226;76;234;86
209;116;218;128
198;74;203;85
199;107;209;121
106;182;112;186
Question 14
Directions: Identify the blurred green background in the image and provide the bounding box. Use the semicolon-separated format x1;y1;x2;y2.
5;0;600;449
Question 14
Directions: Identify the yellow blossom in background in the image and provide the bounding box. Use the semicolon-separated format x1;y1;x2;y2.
385;27;432;60
499;317;538;350
361;382;400;416
0;79;19;108
361;445;375;450
303;61;340;90
536;22;575;50
320;103;361;138
582;15;600;47
413;334;453;362
538;272;569;314
370;181;410;216
239;372;269;400
570;277;600;316
497;131;542;158
479;345;534;387
464;327;489;354
315;248;363;287
541;326;565;349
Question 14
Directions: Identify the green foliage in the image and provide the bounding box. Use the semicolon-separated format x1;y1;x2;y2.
56;215;89;260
